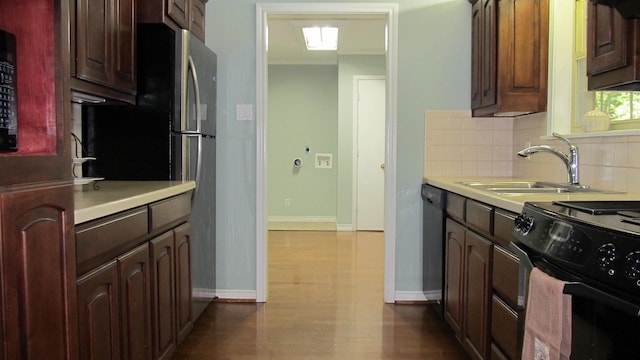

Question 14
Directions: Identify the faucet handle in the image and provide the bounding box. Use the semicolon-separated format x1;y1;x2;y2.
552;132;574;148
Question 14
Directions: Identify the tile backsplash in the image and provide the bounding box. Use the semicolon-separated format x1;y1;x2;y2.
424;110;640;194
424;110;514;177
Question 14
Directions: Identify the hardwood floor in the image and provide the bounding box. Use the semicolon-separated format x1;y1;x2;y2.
173;230;468;359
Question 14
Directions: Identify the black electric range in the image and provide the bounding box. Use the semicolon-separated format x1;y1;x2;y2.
513;200;640;301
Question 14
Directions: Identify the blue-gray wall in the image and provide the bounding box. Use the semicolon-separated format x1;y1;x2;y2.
206;0;471;294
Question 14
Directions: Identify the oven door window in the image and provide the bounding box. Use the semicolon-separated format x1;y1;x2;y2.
571;295;640;360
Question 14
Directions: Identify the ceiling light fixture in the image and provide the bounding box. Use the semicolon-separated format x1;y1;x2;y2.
301;26;338;51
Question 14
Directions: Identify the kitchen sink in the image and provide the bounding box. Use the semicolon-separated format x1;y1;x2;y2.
457;181;619;194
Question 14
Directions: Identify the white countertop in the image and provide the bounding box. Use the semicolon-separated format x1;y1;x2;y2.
74;180;196;224
425;177;640;213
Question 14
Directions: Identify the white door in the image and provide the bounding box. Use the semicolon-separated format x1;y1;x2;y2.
356;77;386;231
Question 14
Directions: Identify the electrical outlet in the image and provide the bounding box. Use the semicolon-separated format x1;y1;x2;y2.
284;198;290;207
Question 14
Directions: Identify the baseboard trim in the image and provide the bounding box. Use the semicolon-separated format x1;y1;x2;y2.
207;289;441;303
336;223;353;231
268;216;337;231
214;289;258;301
394;290;442;302
192;288;216;300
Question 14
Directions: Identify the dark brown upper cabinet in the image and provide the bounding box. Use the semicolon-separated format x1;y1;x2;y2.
470;0;549;117
71;0;137;104
587;3;640;90
138;0;207;41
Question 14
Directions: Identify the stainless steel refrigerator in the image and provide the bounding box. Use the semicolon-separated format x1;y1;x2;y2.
83;23;217;321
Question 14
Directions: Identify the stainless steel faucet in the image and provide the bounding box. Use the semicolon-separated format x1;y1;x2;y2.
517;133;581;186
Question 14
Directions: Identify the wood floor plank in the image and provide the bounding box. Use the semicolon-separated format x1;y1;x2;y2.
172;231;468;359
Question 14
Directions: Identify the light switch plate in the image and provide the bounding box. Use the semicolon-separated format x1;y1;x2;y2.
236;104;253;121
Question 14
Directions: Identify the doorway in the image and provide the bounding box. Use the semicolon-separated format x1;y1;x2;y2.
256;3;398;303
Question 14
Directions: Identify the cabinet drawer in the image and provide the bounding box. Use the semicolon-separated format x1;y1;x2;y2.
466;199;493;237
149;192;192;234
491;295;520;360
76;207;149;275
494;209;516;248
447;192;466;222
492;245;520;309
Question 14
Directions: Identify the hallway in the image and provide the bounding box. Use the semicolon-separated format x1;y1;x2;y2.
173;231;468;359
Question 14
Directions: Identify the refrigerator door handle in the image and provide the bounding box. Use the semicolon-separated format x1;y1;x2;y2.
188;54;203;189
188;55;203;133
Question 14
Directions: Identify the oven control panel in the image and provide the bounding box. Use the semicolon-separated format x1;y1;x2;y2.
514;205;640;298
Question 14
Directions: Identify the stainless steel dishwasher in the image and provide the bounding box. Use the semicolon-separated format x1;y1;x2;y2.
421;183;446;316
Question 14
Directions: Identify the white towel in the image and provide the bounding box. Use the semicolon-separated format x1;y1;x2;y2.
521;267;572;360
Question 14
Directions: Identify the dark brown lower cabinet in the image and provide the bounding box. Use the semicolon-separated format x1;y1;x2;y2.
151;231;177;360
119;244;153;360
77;243;153;360
76;193;193;360
77;260;121;360
445;218;465;339
463;231;492;360
491;243;523;360
445;217;493;360
151;223;193;360
445;191;514;360
0;183;78;360
491;296;519;359
175;223;193;344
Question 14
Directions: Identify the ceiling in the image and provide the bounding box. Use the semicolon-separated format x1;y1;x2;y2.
267;14;387;65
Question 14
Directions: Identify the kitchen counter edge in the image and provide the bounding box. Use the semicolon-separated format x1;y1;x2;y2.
425;177;640;214
74;180;197;225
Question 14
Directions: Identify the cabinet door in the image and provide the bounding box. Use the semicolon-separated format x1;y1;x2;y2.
74;0;136;97
0;184;78;360
174;223;193;344
463;231;493;360
112;0;136;92
471;0;497;111
497;0;549;113
76;0;111;87
587;3;626;76
77;261;121;360
480;0;497;109
167;0;189;28
444;218;465;340
189;0;206;41
587;3;640;90
150;232;176;360
471;0;483;109
119;244;152;360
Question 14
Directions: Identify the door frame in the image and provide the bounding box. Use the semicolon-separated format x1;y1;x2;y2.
256;3;398;303
353;75;386;231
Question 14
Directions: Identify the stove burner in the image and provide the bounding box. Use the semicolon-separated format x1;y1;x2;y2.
552;201;640;215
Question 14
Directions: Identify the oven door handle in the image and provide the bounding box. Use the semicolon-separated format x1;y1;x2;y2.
563;282;640;317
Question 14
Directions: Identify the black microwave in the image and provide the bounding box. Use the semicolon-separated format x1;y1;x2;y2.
0;29;17;151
